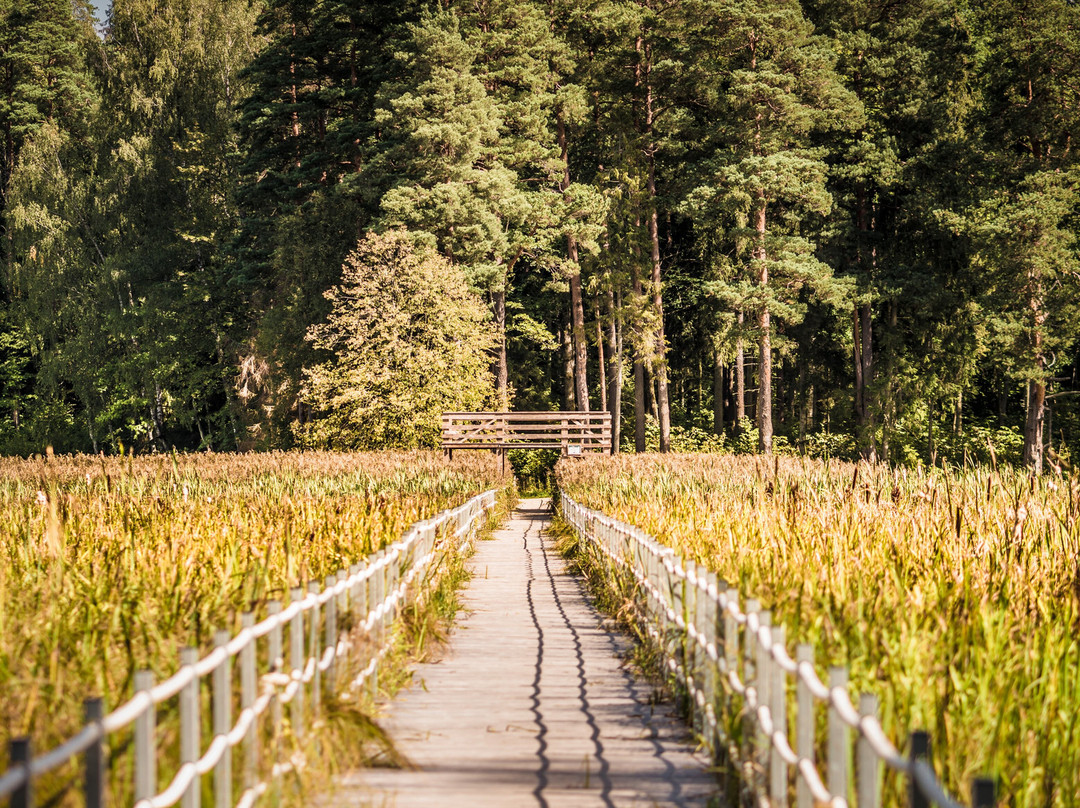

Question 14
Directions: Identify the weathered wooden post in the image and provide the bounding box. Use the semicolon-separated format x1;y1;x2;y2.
857;694;881;808
241;612;257;790
290;586;305;738
134;670;156;803
10;737;32;808
770;624;787;808
324;575;337;692
371;556;384;698
267;599;283;768
180;647;200;808
703;570;718;750
682;565;694;718
744;598;760;804
795;645;814;808
972;778;996;808
83;698;105;808
829;667;850;804
757;611;772;800
908;731;931;808
308;581;322;717
213;630;232;808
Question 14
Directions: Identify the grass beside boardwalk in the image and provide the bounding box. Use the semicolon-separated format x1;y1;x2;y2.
0;450;509;804
556;454;1080;808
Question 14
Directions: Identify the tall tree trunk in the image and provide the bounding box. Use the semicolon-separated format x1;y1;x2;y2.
798;362;810;446
754;194;772;453
562;321;574;411
853;184;877;461
736;312;746;426
854;302;876;461
634;358;646;452
607;288;623;453
642;40;671;452
493;289;508;410
557;110;589;411
883;299;898;461
927;396;935;466
633;216;646;452
595;296;607;412
646;366;658;420
853;309;862;421
1024;382;1046;473
1022;272;1047;473
713;349;725;436
569;272;589;410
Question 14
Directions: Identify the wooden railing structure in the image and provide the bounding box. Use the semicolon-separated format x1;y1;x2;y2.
0;490;499;808
559;493;998;808
441;411;613;460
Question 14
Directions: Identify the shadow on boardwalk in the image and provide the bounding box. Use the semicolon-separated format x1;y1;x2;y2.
331;498;718;808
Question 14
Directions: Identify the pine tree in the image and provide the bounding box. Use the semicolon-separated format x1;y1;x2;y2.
688;0;861;453
456;0;588;410
231;0;420;443
963;0;1080;471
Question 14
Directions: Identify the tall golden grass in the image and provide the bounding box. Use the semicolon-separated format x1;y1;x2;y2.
557;454;1080;807
0;450;502;774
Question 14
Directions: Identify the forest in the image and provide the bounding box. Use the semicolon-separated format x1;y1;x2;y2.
0;0;1077;470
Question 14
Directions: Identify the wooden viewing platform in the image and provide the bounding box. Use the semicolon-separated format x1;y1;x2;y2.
441;411;613;457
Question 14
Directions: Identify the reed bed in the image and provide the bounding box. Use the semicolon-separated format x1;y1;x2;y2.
0;450;503;776
556;454;1080;807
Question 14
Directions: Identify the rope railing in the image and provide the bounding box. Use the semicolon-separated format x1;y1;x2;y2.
558;493;998;808
1;488;499;808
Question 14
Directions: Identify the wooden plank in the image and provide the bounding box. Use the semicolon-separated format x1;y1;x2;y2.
442;412;610;422
440;411;611;454
448;424;608;433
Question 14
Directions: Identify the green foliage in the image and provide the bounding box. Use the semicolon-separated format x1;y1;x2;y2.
508;448;560;495
802;429;858;461
731;417;759;455
299;231;496;449
621;415;727;454
4;0;1080;475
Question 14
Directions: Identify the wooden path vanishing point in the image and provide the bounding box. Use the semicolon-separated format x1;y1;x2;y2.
332;498;717;808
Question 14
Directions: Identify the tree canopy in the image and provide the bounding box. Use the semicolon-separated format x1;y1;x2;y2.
2;0;1079;469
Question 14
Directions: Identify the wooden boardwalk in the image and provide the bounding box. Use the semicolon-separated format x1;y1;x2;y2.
333;498;716;807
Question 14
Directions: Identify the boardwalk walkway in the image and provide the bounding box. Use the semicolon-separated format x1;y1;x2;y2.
335;498;716;807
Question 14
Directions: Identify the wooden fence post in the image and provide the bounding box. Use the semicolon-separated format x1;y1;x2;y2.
180;647;200;808
134;670;156;803
972;778;996;808
324;575;337;693
267;598;283;786
757;611;772;799
83;698;105;808
10;737;32;808
703;570;718;751
308;581;322;718
796;645;814;808
908;731;931;808
213;630;232;808
290;586;305;738
743;598;760;806
828;667;850;804
241;612;257;790
858;693;881;808
770;623;787;808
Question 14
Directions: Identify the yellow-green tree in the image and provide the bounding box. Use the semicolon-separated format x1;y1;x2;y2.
301;231;495;449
